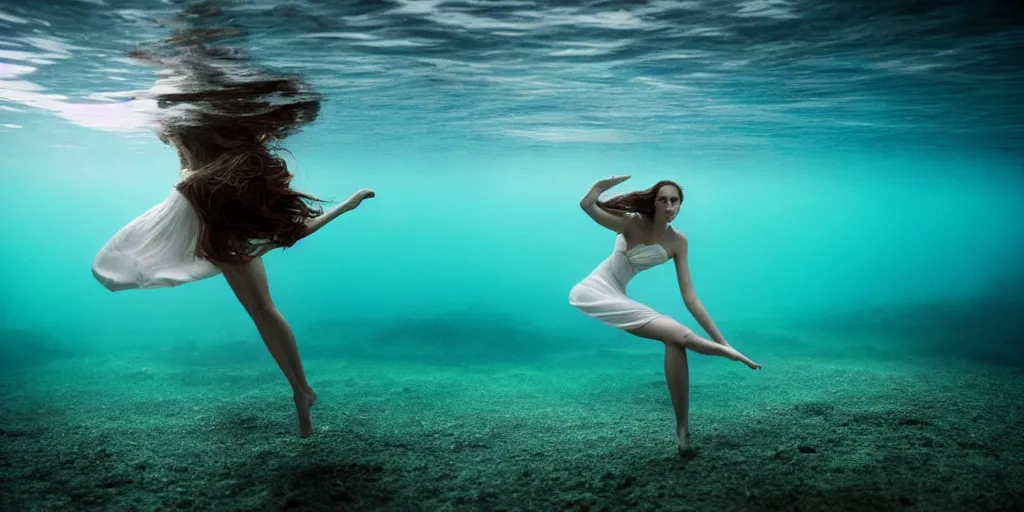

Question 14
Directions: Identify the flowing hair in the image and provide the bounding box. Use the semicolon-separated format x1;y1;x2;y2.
129;5;325;264
597;180;684;217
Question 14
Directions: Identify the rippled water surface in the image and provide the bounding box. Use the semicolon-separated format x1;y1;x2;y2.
1;0;1021;155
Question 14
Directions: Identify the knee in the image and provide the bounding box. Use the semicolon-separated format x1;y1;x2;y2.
673;328;698;349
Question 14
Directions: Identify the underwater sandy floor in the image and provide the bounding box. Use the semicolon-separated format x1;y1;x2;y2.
1;324;1022;511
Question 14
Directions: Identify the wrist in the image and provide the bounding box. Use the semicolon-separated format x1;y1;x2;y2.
332;201;355;216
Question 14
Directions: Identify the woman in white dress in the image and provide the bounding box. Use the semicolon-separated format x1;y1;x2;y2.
570;175;760;455
90;22;373;438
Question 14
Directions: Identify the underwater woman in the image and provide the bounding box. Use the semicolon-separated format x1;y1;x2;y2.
90;23;374;438
569;174;760;455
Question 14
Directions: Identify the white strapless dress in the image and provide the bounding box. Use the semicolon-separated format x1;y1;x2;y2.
91;187;222;292
569;230;673;331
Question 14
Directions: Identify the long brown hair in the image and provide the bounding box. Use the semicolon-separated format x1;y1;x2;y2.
598;180;684;217
130;7;325;264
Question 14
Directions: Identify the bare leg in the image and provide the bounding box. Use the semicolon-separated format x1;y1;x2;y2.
663;343;692;453
220;256;317;437
632;317;760;370
629;316;760;455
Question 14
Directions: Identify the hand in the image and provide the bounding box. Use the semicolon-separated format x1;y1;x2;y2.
354;188;375;203
346;188;375;210
594;175;630;190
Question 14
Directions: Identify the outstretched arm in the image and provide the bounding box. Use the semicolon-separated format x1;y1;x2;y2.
672;235;730;347
301;188;375;239
579;175;634;233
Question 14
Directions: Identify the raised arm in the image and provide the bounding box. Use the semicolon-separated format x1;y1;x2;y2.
301;188;375;239
579;175;634;233
671;234;730;347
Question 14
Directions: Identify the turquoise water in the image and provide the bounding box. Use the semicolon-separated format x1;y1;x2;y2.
2;2;1024;509
3;129;1022;358
1;0;1022;372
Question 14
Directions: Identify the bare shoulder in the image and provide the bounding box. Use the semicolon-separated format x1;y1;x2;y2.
620;211;644;237
664;226;689;259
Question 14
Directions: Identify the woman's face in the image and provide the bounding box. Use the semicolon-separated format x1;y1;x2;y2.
654;185;682;222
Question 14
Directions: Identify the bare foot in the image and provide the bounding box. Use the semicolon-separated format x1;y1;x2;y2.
676;427;697;459
724;347;761;370
294;390;317;438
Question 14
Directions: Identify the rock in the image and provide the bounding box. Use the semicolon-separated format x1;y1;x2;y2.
898;418;927;426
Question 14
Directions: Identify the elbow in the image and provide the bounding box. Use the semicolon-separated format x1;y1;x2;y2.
681;290;698;308
301;214;327;237
579;187;600;212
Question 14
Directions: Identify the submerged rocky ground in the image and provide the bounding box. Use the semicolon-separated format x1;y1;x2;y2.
1;324;1022;511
